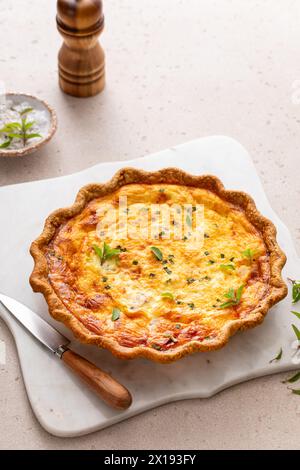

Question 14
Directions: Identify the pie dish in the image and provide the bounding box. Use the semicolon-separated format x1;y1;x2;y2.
30;168;287;363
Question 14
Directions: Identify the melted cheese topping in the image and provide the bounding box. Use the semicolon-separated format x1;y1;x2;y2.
47;184;270;352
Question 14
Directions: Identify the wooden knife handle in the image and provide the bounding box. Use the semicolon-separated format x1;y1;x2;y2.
61;349;132;410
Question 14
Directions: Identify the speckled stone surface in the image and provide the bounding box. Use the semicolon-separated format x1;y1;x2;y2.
0;0;299;450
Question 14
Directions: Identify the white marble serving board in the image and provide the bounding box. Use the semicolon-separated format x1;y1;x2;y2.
0;136;299;438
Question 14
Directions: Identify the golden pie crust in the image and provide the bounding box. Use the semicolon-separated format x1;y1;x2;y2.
30;168;287;363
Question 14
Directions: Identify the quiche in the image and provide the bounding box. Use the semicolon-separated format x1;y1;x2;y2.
30;168;287;363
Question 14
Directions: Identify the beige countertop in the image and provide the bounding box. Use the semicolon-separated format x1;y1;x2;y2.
0;0;300;450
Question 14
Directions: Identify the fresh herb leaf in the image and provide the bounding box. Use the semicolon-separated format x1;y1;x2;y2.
0;107;41;149
218;301;235;309
0;138;12;148
150;246;163;261
291;389;300;396
220;264;235;271
292;324;300;341
289;279;300;303
93;244;103;259
236;284;244;302
292;311;300;320
242;248;256;262
93;242;120;265
0;122;21;132
161;292;174;300
269;347;283;363
219;285;244;309
24;133;41;139
282;371;300;384
224;288;235;299
111;307;121;321
20;107;33;115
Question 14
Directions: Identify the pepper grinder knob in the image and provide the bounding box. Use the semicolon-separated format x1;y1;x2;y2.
56;0;105;97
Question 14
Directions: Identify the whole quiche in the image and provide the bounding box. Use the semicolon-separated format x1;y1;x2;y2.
30;168;287;363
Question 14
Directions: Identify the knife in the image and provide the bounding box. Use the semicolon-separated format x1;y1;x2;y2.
0;293;132;410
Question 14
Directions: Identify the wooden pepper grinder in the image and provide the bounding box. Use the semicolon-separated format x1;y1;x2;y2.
56;0;105;97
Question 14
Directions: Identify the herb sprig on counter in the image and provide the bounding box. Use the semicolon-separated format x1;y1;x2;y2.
288;278;300;304
269;347;283;363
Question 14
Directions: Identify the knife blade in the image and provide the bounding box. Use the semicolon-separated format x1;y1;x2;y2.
0;293;69;355
0;293;132;410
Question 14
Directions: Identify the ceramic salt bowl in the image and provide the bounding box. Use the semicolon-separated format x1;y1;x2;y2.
0;93;57;157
